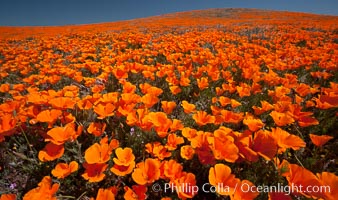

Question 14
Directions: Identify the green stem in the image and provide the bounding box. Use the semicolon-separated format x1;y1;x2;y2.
76;192;87;200
294;153;304;168
56;195;75;199
19;125;33;152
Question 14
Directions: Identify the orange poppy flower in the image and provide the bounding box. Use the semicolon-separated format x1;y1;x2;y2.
51;161;79;179
49;97;76;110
112;66;128;79
131;158;161;185
208;130;239;162
192;111;215;126
170;172;198;199
146;112;171;127
180;145;195;160
252;101;274;115
219;110;244;124
271;127;305;153
179;75;191;86
231;180;259;200
84;136;117;164
87;122;106;136
82;162;108;183
316;172;338;200
169;85;181;95
93;103;116;119
122;81;137;93
0;194;16;200
0;100;20;113
112;147;135;166
170;119;184;132
94;188;115;200
252;130;277;161
110;162;135;177
236;83;251;97
162;159;183;180
77;94;100;110
218;96;231;107
181;127;197;140
23;176;59;200
146;112;172;137
0;113;17;139
181;100;196;114
124;185;147;200
281;161;324;199
315;94;338;109
270;111;295;126
297;116;319;127
141;94;159;108
197;77;209;90
165;133;184;150
145;142;171;160
110;147;135;176
309;134;333;147
0;84;10;93
243;114;264;132
161;101;177;114
45;123;77;145
209;163;240;196
38;143;65;162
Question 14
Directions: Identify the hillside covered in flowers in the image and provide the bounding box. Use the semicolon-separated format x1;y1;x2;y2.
0;8;337;200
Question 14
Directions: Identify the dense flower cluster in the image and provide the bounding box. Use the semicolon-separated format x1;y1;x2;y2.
0;8;337;200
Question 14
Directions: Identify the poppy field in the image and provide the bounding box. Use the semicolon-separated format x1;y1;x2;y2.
0;8;337;199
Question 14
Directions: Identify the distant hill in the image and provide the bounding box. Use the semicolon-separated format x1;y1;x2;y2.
0;8;337;39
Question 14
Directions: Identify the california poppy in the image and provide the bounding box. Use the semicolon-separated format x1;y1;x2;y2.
49;97;76;110
124;185;147;200
87;122;106;137
231;180;259;200
0;194;17;200
145;142;171;160
181;101;196;114
84;136;117;164
131;158;161;185
208;130;239;162
309;134;333;147
165;133;184;150
141;94;159;108
170;172;198;199
110;147;135;176
281;161;324;199
270;111;295;126
192;111;215;126
316;172;338;200
252;100;274;115
162;159;183;180
51;161;79;179
38;143;65;162
169;85;181;95
23;176;59;200
179;145;194;160
243;114;264;132
252;130;278;160
82;162;108;182
209;163;240;196
94;188;115;200
161;101;177;114
93;103;116;119
197;77;209;90
45;123;77;145
271;127;305;153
